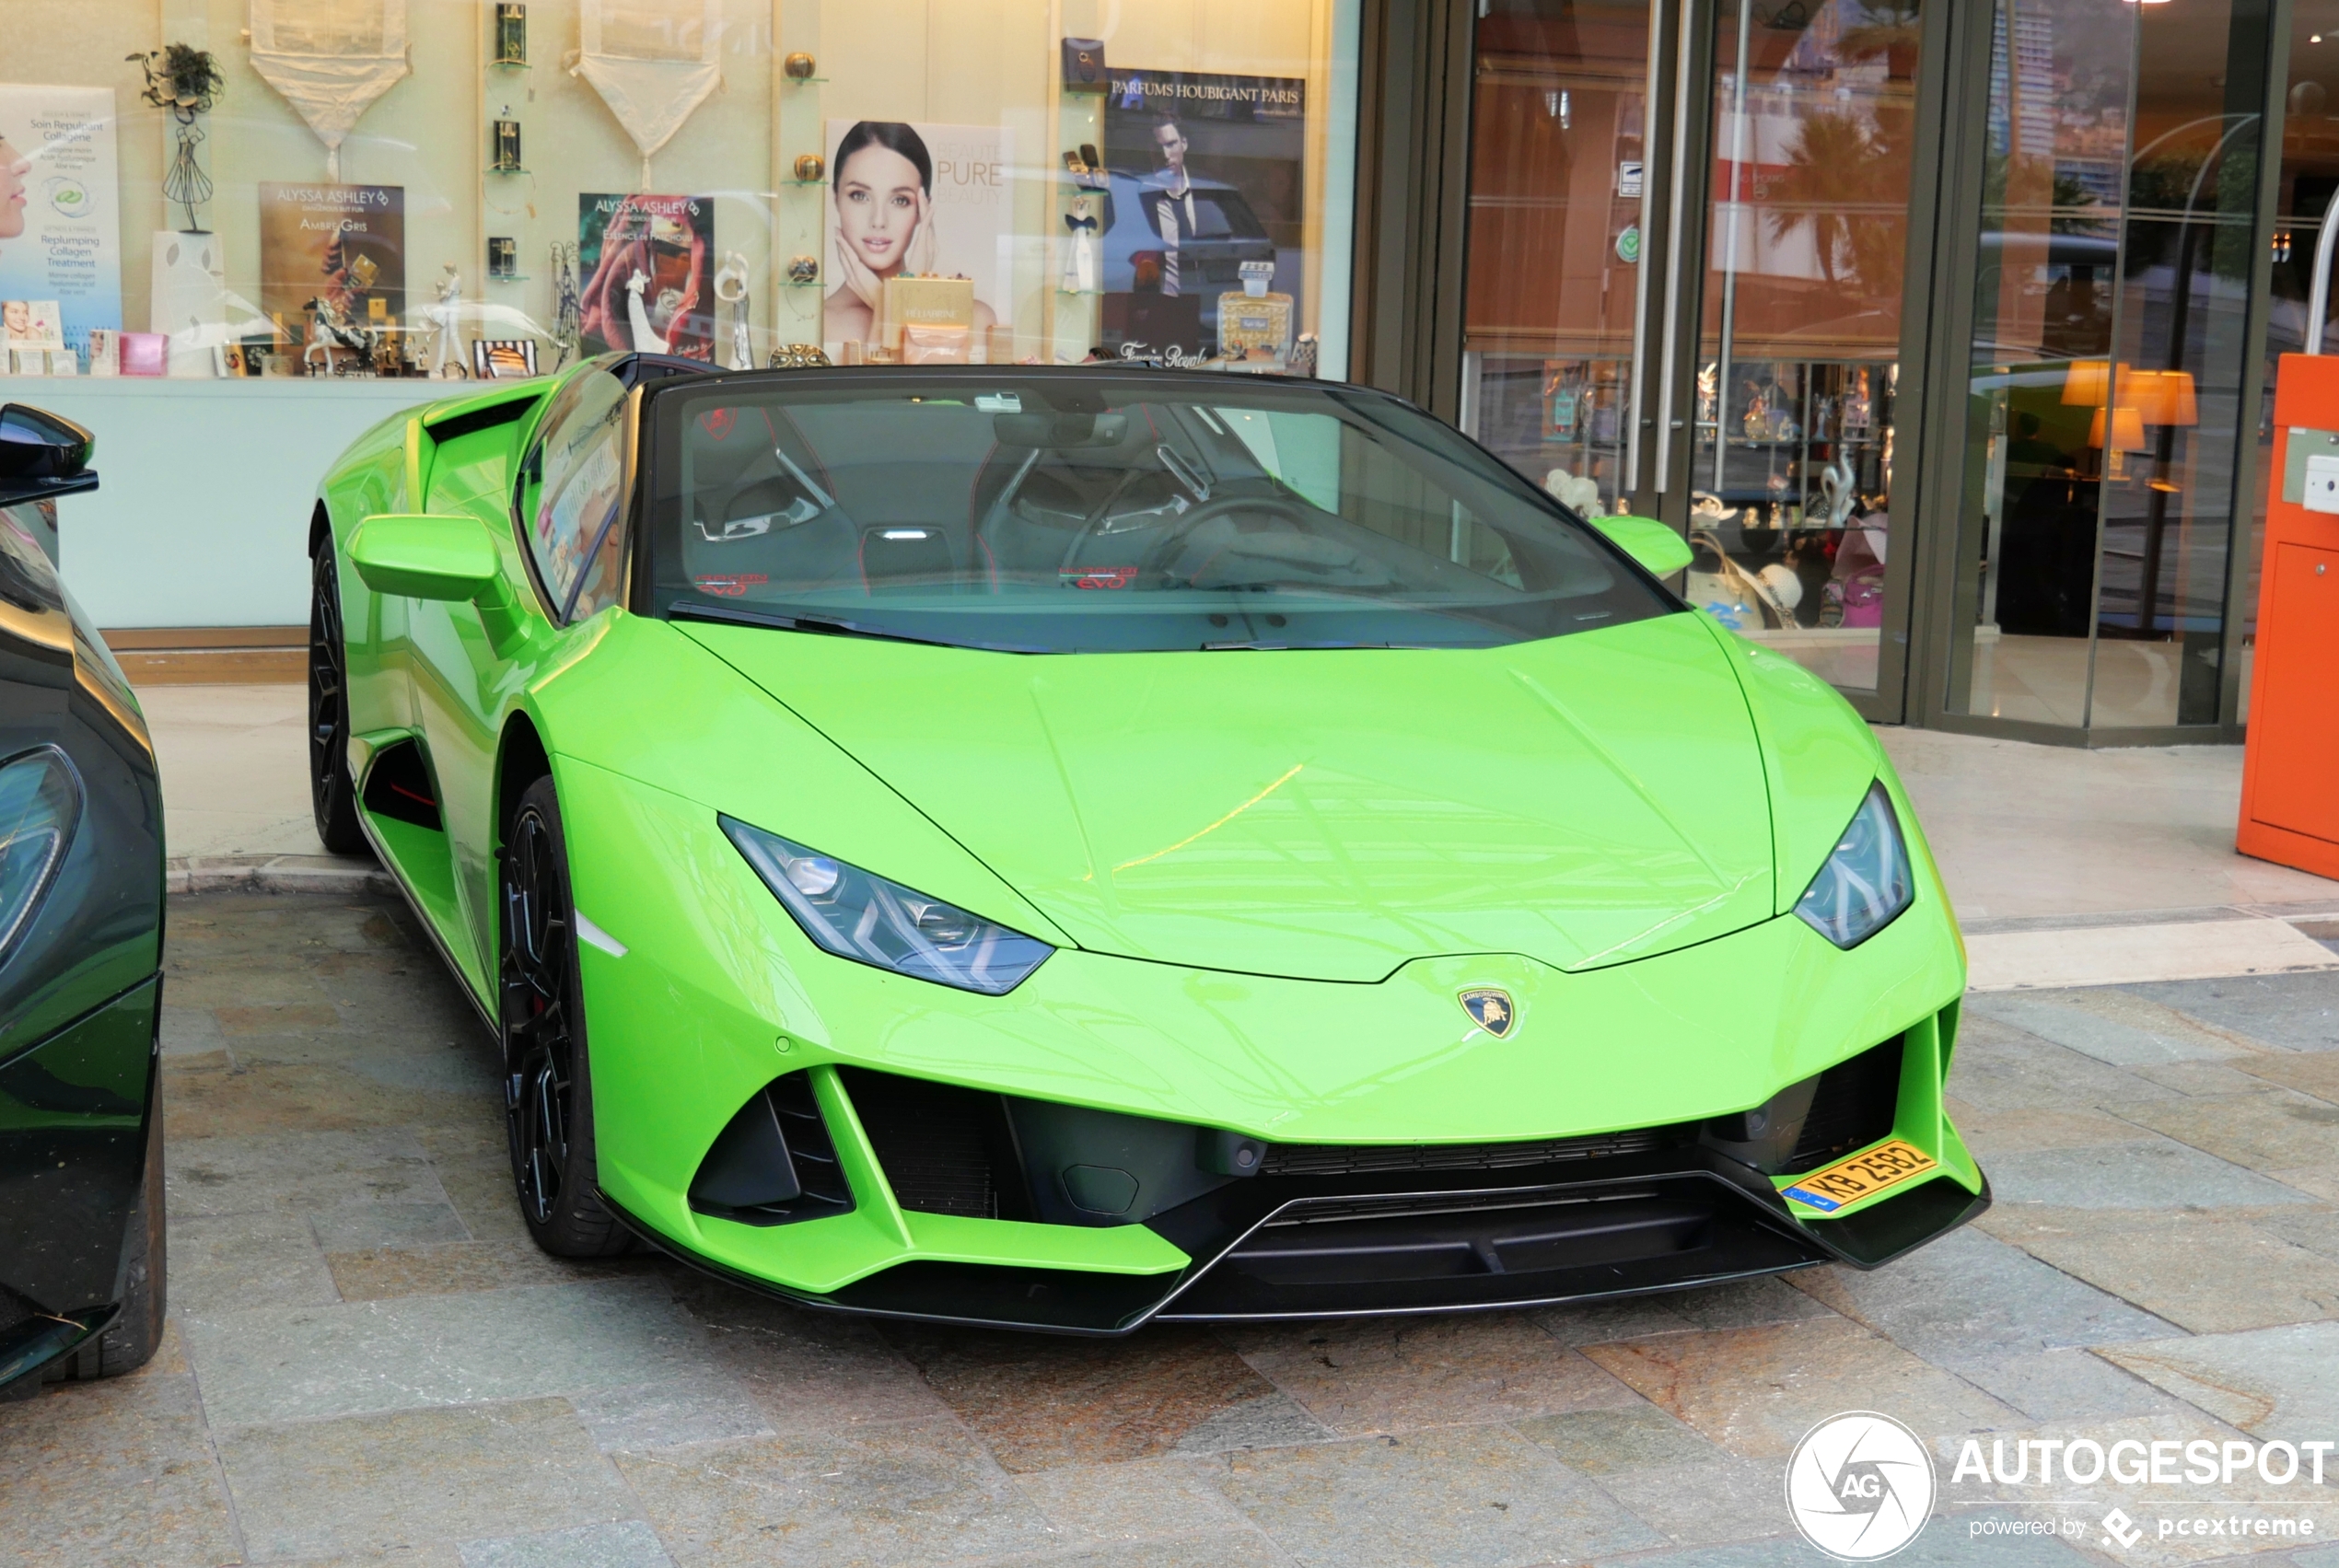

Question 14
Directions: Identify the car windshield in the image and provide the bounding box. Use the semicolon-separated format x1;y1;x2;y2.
640;370;1674;654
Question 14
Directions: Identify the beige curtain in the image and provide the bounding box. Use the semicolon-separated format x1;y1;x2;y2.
572;0;725;189
247;0;412;182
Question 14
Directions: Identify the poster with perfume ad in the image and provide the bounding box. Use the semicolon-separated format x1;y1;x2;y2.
821;120;1012;356
578;192;716;359
0;85;123;361
258;183;406;350
1100;69;1305;354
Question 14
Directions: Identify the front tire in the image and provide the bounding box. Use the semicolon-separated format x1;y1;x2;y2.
501;776;629;1256
308;546;367;855
48;1093;167;1382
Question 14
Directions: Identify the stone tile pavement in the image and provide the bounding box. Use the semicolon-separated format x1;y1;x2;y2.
8;889;2339;1566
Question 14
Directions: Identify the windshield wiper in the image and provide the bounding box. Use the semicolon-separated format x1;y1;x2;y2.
669;599;1044;654
1201;640;1405;651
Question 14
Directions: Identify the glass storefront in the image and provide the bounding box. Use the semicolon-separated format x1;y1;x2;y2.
1;0;1361;389
1945;0;2271;733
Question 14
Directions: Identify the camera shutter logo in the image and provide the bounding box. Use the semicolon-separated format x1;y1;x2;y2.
1785;1411;1936;1561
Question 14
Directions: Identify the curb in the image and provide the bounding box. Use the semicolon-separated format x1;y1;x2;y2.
168;854;396;897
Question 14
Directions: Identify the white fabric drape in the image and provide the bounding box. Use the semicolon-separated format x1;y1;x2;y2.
248;0;412;182
572;0;725;189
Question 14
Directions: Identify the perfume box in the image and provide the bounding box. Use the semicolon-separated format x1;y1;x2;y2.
1217;291;1293;358
878;275;974;352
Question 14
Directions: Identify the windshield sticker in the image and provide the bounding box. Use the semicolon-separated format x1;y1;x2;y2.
1062;567;1138;589
693;573;767;598
698;407;740;441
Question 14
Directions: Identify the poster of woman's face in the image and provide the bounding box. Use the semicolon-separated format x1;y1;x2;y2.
0;136;29;241
823;120;1011;354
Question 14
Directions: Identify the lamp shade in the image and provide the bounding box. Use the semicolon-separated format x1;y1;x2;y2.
2062;359;2112;406
2089;405;2149;452
2125;368;2199;426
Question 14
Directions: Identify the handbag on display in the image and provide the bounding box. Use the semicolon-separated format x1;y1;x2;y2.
1061;38;1108;93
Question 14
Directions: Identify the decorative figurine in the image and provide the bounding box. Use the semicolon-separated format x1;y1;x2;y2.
495;3;529;66
428;263;466;377
769;343;832;369
1062;196;1099;294
714;250;751;369
793;154;825;183
550;240;582;368
129;44;226;232
1289;331;1320;378
785;253;819;285
783;52;817;79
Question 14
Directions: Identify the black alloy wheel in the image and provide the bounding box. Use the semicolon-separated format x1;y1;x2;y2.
308;548;368;854
501;776;628;1256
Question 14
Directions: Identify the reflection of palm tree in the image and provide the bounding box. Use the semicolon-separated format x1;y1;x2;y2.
1766;110;1876;290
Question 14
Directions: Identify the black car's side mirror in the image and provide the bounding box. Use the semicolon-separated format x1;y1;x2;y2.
0;404;99;507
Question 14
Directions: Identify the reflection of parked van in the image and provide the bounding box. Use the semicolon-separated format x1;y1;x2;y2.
1095;172;1277;339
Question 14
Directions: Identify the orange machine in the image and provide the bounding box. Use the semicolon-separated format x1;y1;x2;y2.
2238;352;2339;880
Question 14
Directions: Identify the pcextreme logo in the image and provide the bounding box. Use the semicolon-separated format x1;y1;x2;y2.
1786;1412;1938;1561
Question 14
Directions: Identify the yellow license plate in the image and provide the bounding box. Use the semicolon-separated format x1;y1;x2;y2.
1782;1139;1937;1213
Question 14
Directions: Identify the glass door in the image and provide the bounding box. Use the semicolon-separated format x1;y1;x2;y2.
1458;0;1661;517
1457;0;1939;717
1688;0;1931;702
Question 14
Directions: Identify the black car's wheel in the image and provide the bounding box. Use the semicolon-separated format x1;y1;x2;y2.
502;776;629;1256
47;1094;167;1382
308;547;368;855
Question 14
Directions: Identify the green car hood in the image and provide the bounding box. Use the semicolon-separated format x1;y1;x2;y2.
680;611;1776;982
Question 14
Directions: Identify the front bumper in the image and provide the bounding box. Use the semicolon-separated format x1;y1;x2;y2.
557;755;1981;1332
599;1017;1987;1335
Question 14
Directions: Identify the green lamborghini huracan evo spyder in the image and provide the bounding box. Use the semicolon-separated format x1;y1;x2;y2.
308;354;1984;1332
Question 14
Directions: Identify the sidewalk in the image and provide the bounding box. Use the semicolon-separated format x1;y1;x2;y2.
139;683;2339;988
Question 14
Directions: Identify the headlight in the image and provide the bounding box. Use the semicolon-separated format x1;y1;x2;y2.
1794;781;1913;949
722;815;1053;995
0;746;82;965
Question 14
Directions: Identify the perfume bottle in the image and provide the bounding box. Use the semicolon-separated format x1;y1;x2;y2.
495;4;528;66
492;120;522;171
488;237;518;280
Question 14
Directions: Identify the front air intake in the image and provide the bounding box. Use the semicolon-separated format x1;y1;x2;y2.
1786;1038;1904;1171
688;1071;854;1225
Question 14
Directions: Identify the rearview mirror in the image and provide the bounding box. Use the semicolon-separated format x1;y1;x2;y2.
1593;515;1693;579
993;412;1130;449
350;514;504;602
0;404;98;507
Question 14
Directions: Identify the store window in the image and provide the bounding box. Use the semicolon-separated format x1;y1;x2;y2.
0;0;1360;390
1945;0;2270;731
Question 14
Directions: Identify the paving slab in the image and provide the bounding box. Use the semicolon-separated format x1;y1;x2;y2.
1979;1140;2312;1210
166;1207;340;1315
1223;1314;1641;1436
1203;1423;1664;1568
182;1278;711;1427
1943;1013;2182;1116
458;1520;676;1568
215;1397;634;1562
1576;1317;2022;1458
612;1419;1059;1568
1530;1272;1838;1347
1965;991;2261;1066
1786;1227;2183;1368
0;1370;241;1568
2109;1090;2339;1177
1007;1456;1253;1546
881;1325;1286;1472
1978;1207;2339;1333
2124;972;2339;1053
1512;1404;1723;1475
2094;1321;2339;1441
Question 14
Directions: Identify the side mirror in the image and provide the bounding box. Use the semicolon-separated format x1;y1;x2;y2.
0;404;98;507
350;514;505;602
1593;514;1693;579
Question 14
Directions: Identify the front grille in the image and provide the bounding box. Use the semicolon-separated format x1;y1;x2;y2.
1262;1126;1683;1179
839;1069;1013;1219
1786;1038;1904;1171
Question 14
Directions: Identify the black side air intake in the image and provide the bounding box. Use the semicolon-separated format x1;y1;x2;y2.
689;1071;854;1225
361;738;442;830
836;1069;1030;1220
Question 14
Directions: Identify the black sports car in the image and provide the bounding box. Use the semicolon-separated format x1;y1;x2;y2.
0;402;168;1393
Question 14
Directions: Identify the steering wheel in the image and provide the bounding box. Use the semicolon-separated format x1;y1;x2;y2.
1065;492;1314;585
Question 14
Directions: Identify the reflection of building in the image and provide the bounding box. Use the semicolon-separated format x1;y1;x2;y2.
9;0;2322;752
